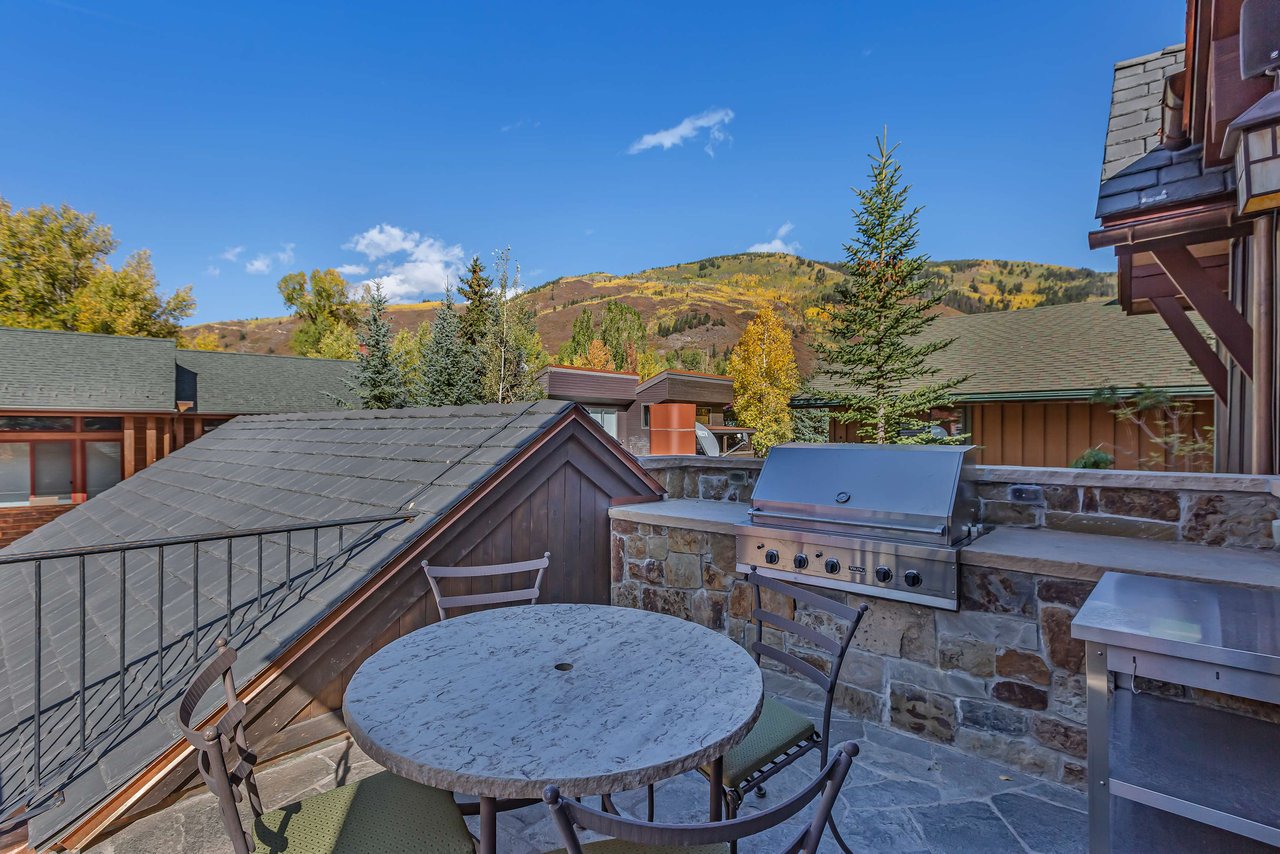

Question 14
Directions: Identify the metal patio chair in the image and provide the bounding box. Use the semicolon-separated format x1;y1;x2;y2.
698;570;868;854
545;741;858;854
178;638;474;854
423;551;550;621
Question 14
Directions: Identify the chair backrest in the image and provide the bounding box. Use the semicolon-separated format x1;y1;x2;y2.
747;570;868;760
176;638;263;854
545;741;858;854
423;551;550;620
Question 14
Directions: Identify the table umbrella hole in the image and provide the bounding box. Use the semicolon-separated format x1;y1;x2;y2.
554;662;574;672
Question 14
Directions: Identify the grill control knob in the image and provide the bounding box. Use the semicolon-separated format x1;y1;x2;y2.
874;565;893;584
793;554;809;570
824;558;842;575
904;570;923;588
764;549;780;565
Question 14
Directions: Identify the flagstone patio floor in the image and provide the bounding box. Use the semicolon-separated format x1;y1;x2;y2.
86;674;1087;854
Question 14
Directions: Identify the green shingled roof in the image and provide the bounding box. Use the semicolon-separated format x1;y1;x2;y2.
0;327;177;411
0;326;357;413
175;350;356;413
807;301;1213;403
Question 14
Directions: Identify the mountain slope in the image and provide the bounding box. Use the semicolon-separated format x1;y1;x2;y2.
185;254;1116;373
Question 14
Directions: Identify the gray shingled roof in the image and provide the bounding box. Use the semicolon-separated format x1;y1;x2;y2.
175;350;355;413
807;302;1212;402
1101;45;1184;181
0;328;176;412
0;400;575;848
1095;45;1234;219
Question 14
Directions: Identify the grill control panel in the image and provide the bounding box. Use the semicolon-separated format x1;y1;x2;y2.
735;525;960;610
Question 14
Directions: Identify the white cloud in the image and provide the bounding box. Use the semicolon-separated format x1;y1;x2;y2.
245;254;272;274
335;263;368;276
748;222;801;255
220;245;244;261
344;224;466;302
244;243;296;275
205;265;221;277
628;107;735;157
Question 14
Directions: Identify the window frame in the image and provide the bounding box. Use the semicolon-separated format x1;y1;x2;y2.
0;414;126;506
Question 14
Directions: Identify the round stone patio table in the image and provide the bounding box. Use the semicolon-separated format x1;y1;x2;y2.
344;603;764;854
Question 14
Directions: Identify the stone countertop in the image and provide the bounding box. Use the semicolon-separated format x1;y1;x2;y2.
343;603;763;799
609;499;1280;589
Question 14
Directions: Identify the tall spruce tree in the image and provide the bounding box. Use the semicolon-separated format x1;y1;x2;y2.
479;248;547;403
458;255;494;346
816;133;965;443
415;288;481;406
345;282;409;409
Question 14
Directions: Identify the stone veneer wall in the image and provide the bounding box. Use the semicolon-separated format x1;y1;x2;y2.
642;457;1280;549
616;458;1280;787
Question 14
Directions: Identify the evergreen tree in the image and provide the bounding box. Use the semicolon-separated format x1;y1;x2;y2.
599;302;646;370
479;248;547;403
458;255;495;346
816;133;966;444
415;288;482;406
345;282;409;409
559;307;595;364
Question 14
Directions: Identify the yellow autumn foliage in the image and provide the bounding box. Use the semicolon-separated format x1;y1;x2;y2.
727;305;800;457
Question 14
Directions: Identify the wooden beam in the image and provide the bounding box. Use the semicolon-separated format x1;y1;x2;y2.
144;417;157;467
1252;215;1275;474
122;416;136;478
1150;296;1229;402
1130;256;1229;302
1153;245;1254;377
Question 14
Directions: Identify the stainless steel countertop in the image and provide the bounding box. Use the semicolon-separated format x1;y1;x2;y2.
1073;571;1280;674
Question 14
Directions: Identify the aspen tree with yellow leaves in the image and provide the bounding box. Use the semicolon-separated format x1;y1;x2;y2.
727;305;800;456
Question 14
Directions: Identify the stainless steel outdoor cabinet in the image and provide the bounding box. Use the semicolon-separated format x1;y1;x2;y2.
1073;571;1280;853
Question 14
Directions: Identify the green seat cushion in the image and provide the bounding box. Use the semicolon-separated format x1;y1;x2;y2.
714;697;816;788
252;770;474;854
553;842;728;854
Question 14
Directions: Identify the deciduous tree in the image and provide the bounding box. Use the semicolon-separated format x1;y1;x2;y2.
277;268;357;356
599;302;646;370
183;330;222;351
816;133;965;443
479;248;546;403
0;198;194;336
728;305;800;456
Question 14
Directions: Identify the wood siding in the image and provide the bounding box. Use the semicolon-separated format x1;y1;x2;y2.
827;398;1215;471
107;415;661;834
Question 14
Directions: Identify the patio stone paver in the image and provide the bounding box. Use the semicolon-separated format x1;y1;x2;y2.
87;674;1087;854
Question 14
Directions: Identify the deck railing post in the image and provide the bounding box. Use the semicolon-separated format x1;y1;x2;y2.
78;556;86;751
312;528;319;579
226;539;233;634
118;550;126;722
285;531;292;587
192;541;200;666
156;546;165;690
256;535;263;615
33;559;42;788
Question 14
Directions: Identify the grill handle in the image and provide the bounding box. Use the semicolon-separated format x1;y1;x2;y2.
750;509;947;537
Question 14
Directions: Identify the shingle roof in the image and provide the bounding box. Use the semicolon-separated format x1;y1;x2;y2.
0;327;357;415
0;400;576;847
1101;45;1184;181
0;327;177;411
807;302;1212;402
1095;45;1234;219
175;350;355;413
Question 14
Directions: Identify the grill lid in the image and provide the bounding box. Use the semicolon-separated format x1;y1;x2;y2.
748;443;980;545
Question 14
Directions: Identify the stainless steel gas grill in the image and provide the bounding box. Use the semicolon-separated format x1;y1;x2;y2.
735;443;984;610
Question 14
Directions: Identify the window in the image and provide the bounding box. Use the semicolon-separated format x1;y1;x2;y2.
585;407;620;439
86;441;123;497
0;444;30;506
696;406;712;425
641;405;650;429
32;442;73;502
0;416;74;432
84;417;123;431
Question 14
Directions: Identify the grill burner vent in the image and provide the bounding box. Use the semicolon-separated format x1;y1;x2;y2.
735;443;984;610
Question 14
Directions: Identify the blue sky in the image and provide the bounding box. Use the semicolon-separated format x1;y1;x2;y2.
1;0;1186;323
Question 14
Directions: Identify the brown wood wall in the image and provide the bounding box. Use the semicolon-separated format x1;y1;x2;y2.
827;398;1215;471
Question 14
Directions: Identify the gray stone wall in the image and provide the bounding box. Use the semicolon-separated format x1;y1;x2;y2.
639;457;1280;549
611;518;1093;786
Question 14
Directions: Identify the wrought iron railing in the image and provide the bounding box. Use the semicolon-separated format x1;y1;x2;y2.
0;512;415;831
